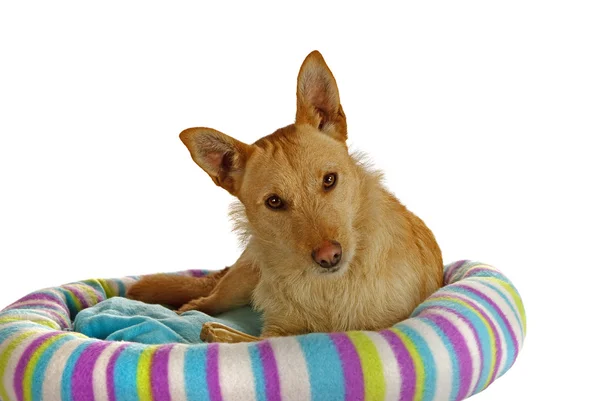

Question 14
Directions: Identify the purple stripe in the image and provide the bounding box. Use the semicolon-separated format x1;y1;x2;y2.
8;304;70;328
330;333;364;401
422;313;473;401
62;285;91;309
188;270;207;278
258;341;282;401
380;330;416;401
444;260;468;283
418;305;484;393
206;343;223;401
151;344;174;401
8;292;65;309
456;284;519;370
463;267;498;278
71;341;111;400
13;332;58;401
107;344;128;401
428;292;503;382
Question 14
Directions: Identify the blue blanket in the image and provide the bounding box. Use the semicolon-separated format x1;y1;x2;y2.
73;296;263;344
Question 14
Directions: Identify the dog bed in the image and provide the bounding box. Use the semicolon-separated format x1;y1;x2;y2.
0;260;526;401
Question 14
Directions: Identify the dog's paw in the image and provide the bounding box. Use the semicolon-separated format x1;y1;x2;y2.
126;279;156;302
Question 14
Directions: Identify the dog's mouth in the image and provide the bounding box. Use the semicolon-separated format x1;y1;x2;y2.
315;258;349;276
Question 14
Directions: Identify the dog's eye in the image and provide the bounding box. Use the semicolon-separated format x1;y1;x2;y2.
265;195;284;210
323;173;337;190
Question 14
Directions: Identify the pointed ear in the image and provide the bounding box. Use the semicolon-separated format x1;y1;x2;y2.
296;51;347;142
179;127;253;196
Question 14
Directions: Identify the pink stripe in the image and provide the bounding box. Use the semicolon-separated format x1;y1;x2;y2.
419;305;484;391
422;313;473;400
330;333;364;401
6;292;65;310
151;344;174;401
257;341;282;401
13;332;57;401
380;330;416;401
10;305;70;328
456;284;519;367
429;291;503;381
62;285;91;309
206;344;223;401
106;344;128;401
71;341;111;400
444;260;468;283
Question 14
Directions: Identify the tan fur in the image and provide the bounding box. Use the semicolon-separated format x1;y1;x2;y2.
128;51;443;342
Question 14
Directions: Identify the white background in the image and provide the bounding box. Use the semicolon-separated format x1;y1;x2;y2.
1;2;598;399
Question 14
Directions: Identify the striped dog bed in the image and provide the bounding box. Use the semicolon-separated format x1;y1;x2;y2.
0;260;526;401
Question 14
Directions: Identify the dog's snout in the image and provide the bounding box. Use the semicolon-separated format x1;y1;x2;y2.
312;241;342;268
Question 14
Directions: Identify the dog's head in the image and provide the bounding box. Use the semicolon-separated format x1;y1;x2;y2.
180;51;363;277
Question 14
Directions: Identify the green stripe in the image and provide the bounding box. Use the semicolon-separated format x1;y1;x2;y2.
137;345;158;400
0;331;37;400
347;332;385;401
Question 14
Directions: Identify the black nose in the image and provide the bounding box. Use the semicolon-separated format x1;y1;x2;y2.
312;241;342;268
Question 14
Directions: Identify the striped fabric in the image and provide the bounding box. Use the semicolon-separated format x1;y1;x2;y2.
0;261;526;401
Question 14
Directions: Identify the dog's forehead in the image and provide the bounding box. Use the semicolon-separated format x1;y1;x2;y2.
243;127;348;197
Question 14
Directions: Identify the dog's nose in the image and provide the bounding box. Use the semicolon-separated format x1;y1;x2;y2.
312;241;342;268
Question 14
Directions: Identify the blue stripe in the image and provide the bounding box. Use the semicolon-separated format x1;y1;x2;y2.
34;335;73;401
453;285;516;376
184;344;209;401
61;341;92;401
413;297;492;395
297;333;345;401
116;280;127;297
395;323;437;401
422;317;459;401
113;343;144;401
479;280;524;337
248;344;265;401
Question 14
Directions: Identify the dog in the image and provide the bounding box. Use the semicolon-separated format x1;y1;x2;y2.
127;50;443;343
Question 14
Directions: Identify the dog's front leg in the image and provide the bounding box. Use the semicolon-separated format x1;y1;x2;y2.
177;250;259;315
200;322;262;343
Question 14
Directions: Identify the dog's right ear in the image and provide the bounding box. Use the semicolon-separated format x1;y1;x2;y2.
179;128;253;196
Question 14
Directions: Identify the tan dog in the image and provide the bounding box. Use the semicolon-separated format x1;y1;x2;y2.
127;51;443;343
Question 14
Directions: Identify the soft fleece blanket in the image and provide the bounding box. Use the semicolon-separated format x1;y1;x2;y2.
73;297;262;344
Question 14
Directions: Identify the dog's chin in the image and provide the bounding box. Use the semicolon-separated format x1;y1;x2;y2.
314;260;349;278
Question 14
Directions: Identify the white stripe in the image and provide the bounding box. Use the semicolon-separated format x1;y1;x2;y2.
168;345;187;401
460;280;520;370
364;332;401;401
478;279;525;341
92;341;123;401
1;331;40;401
8;299;64;309
446;288;509;382
425;308;481;398
0;312;60;329
42;338;82;400
218;343;257;401
403;318;453;401
269;337;311;401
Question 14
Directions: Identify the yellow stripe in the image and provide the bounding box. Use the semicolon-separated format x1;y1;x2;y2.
137;345;158;401
97;279;116;298
0;318;59;330
389;327;425;401
23;333;69;401
491;278;527;335
347;332;385;401
63;290;83;312
420;295;497;387
0;331;37;401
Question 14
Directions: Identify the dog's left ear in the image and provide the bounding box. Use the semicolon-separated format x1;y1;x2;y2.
179;127;253;196
296;51;347;142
